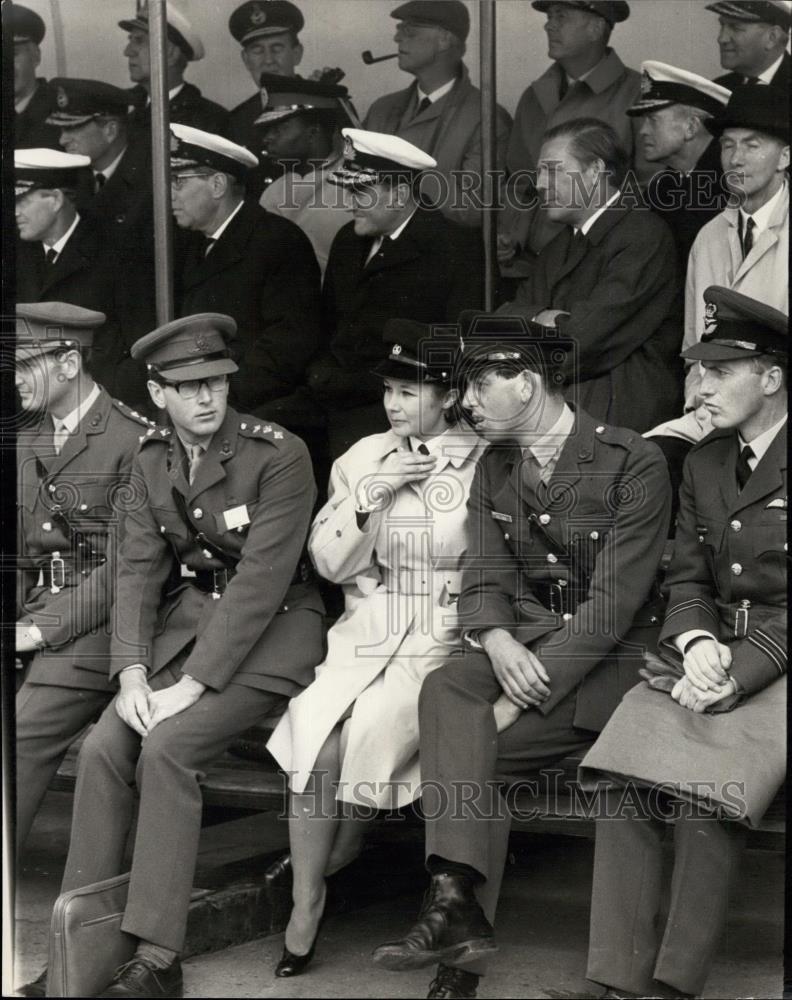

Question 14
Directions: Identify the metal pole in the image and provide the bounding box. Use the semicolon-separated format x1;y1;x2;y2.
479;0;498;311
148;0;174;325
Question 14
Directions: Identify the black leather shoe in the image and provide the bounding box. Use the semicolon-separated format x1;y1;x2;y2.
17;968;47;997
274;940;316;978
263;852;292;891
372;873;497;971
99;958;183;997
427;963;480;998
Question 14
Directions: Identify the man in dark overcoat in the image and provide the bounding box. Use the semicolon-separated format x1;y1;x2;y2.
499;117;683;435
372;315;671;999
580;287;787;999
50;314;324;999
10;3;60;150
170;124;322;427
14;303;154;869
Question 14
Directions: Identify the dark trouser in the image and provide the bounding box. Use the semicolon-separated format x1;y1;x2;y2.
587;787;747;997
61;678;284;953
16;682;112;850
417;651;595;973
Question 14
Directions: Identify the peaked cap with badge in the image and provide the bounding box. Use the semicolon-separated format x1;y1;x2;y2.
627;61;731;117
683;287;788;362
705;83;790;142
331;127;436;188
170;122;259;177
15;148;91;197
9;3;46;43
46;78;137;128
455;312;574;385
531;0;630;25
390;1;471;41
371;318;456;383
229;0;304;44
254;72;354;128
16;302;107;361
705;0;792;28
118;1;205;60
131;313;239;382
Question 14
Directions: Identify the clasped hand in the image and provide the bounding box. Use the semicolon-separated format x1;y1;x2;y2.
116;667;206;737
482;629;551;709
671;674;736;713
378;448;437;493
682;637;732;691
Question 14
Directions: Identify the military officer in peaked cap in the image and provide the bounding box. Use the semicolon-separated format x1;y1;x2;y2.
707;0;791;90
580;287;787;998
8;3;61;150
120;1;228;138
372;313;671;998
52;314;324;998
14;303;154;881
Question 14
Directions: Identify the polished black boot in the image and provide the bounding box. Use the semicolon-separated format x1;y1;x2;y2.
427;963;480;998
372;873;497;971
99;958;183;997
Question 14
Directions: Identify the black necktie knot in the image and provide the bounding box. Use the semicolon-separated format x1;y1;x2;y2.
45;247;57;265
736;445;754;491
417;443;430;456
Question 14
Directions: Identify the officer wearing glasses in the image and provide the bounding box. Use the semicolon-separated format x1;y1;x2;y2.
52;312;324;998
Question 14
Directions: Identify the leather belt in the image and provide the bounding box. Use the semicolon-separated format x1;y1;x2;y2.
181;565;235;600
25;552;105;594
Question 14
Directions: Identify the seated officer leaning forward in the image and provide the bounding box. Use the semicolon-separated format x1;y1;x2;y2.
372;314;672;1000
579;287;787;1000
14;303;154;864
37;314;324;1000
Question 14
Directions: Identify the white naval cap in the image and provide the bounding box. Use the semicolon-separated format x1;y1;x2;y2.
119;1;205;61
331;128;437;188
627;61;732;117
15;148;91;196
170;123;260;178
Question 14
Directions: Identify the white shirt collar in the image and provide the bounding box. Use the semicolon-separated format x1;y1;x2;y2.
576;190;620;236
757;52;785;84
388;205;419;243
15;86;38;113
45;212;81;257
95;145;127;183
145;83;185;108
739;180;787;234
739;414;787;466
524;403;575;468
52;381;101;435
416;77;456;104
208;199;245;241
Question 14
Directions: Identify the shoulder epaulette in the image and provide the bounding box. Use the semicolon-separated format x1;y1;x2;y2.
112;397;157;429
138;425;172;446
237;419;285;443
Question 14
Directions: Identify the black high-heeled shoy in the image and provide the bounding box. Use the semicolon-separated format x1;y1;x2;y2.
274;936;317;978
263;852;292;891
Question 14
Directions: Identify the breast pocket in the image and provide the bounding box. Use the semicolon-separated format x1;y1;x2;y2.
696;519;725;577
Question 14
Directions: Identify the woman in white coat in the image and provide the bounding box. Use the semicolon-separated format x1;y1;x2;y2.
266;319;488;975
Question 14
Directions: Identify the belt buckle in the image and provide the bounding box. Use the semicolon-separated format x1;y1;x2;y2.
548;583;564;615
212;568;228;599
50;551;66;594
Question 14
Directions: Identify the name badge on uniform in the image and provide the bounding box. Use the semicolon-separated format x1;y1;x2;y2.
766;497;787;509
491;511;513;523
222;504;250;531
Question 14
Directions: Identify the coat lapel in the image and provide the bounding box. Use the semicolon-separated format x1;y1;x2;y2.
182;203;250;290
40;228;89;294
730;425;787;515
186;410;239;502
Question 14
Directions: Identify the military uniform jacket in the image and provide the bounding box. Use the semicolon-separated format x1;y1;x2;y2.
17;389;153;691
15;79;61;149
178;200;321;413
459;408;671;732
715;50;791;91
128;81;229;137
110;407;324;695
314;207;484;408
364;66;512;228
658;423;787;696
503;205;684;433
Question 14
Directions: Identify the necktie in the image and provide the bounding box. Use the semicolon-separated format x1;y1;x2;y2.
52;420;69;455
744;76;761;85
187;444;205;485
558;75;570;101
740;215;755;258
365;235;384;265
736;445;754;491
45;247;58;265
204;237;217;257
94;172;106;192
417;443;430;456
520;452;543;506
415;95;432;117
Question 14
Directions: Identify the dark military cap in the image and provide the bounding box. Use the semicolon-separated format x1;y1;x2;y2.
9;3;46;43
627;61;731;118
706;84;789;142
15;148;91;197
706;1;792;29
229;1;304;45
46;78;135;127
456;312;574;381
16;302;106;361
683;287;788;362
131;314;239;382
254;73;353;127
170;123;259;178
531;0;630;25
118;2;205;61
391;1;471;41
371;319;455;383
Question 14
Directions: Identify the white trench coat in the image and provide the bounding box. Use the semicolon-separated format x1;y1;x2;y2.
267;426;486;809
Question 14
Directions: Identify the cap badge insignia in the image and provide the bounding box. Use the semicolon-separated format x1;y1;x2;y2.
640;71;652;96
170;133;180;153
194;334;210;352
57;87;68;108
392;344;402;355
260;86;269;106
251;5;267;25
343;136;355;160
704;301;718;331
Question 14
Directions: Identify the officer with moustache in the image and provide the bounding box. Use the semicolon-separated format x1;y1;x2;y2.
50;314;324;998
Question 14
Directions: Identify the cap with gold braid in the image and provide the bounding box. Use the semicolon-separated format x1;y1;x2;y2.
254;73;356;128
15;149;91;198
118;1;205;61
229;1;305;44
331;128;436;189
170;123;260;178
131;314;239;382
16;302;106;361
627;62;731;118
